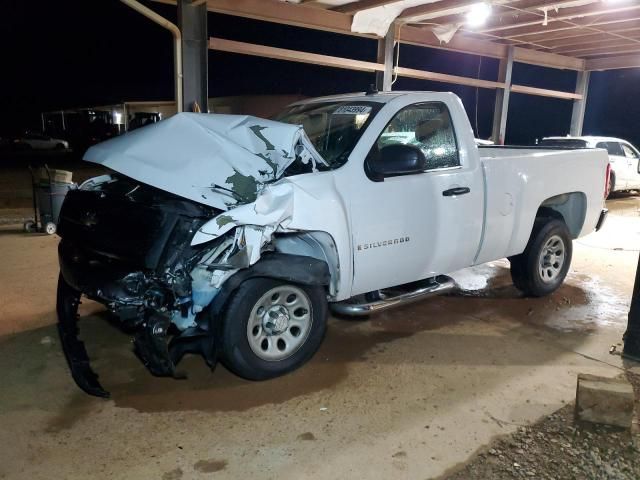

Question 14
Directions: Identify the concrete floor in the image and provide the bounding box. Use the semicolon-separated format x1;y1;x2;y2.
0;195;638;480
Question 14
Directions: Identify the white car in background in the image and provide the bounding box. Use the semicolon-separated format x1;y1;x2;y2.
540;136;640;196
15;132;69;150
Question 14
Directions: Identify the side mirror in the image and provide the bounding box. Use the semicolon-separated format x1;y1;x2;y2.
367;144;427;179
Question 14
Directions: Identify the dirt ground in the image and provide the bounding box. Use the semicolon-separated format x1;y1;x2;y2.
0;190;639;479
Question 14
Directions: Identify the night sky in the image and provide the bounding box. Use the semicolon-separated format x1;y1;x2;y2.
3;0;640;145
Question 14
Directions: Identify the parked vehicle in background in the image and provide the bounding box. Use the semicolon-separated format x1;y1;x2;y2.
14;132;69;151
540;136;640;197
56;92;609;397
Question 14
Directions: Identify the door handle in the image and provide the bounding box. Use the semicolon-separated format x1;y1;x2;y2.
442;187;470;197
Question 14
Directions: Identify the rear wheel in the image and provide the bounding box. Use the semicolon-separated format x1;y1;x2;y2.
509;218;572;297
220;278;328;380
607;171;616;199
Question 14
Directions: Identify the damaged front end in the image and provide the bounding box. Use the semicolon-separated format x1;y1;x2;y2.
57;175;247;397
56;113;332;397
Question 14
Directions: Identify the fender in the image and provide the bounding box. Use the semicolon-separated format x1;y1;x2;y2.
209;252;330;317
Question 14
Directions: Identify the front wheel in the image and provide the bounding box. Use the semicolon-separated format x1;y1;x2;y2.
220;278;328;380
509;218;572;297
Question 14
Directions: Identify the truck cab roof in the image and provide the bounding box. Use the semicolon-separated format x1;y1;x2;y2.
289;91;452;106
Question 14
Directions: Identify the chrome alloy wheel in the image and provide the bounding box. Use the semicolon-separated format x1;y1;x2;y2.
246;285;313;362
538;234;566;283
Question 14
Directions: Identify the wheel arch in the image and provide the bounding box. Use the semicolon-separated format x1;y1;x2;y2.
537;191;587;239
209;252;331;319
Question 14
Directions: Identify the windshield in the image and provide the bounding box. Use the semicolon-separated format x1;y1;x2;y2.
275;101;382;169
539;139;588;148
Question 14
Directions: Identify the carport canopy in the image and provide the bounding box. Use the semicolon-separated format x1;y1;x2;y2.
154;0;640;144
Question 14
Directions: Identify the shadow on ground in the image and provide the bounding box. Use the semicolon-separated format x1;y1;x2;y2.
0;263;602;431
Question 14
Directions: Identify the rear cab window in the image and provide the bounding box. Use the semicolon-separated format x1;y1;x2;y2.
538;139;588;149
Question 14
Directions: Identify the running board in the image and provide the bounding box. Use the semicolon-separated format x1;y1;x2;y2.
331;275;457;317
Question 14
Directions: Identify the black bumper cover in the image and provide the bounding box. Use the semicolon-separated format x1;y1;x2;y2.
596;208;608;232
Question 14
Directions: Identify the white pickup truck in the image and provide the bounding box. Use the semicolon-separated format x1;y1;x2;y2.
56;91;609;397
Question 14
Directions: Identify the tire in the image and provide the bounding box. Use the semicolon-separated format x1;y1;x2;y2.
44;222;57;235
220;277;328;381
509;218;572;297
55;143;65;150
607;171;616;199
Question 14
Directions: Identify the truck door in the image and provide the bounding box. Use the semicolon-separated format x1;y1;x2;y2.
349;101;484;296
621;143;640;189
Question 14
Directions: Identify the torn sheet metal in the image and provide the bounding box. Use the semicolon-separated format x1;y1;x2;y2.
191;181;297;247
83;113;325;211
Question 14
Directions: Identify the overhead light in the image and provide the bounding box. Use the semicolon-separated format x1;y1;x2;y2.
466;3;492;28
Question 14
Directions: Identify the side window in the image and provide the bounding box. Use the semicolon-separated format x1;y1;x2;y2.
622;144;639;159
607;142;624;156
596;142;616;156
376;102;460;170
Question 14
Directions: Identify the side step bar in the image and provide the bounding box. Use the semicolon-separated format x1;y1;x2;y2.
331;275;457;317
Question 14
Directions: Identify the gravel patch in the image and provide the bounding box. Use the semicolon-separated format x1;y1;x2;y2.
442;370;640;480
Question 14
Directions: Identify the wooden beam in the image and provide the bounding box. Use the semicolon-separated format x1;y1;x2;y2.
409;0;580;25
557;41;640;56
209;37;384;72
542;30;640;49
333;1;402;15
398;0;477;22
586;54;640;71
156;0;584;70
395;66;506;89
512;45;584;70
481;4;640;34
505;13;640;39
510;84;582;100
398;23;506;59
204;0;357;35
510;18;640;42
579;46;640;58
210;37;585;98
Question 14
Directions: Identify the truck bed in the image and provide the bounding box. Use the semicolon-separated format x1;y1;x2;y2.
473;146;608;265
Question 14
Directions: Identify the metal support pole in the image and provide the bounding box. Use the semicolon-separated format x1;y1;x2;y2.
624;252;640;361
61;111;66;131
119;0;183;112
178;0;208;112
41;113;45;132
570;71;590;136
376;25;395;92
491;46;514;145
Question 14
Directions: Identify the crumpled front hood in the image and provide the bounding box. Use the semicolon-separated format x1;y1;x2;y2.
83;112;324;211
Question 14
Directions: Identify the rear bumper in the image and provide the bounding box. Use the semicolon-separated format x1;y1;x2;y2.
595;208;608;232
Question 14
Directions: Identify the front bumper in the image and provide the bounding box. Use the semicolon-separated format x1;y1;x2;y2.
57;241;218;398
595;208;608;232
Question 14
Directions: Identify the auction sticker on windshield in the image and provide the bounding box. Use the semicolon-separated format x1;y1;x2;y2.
334;105;372;115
